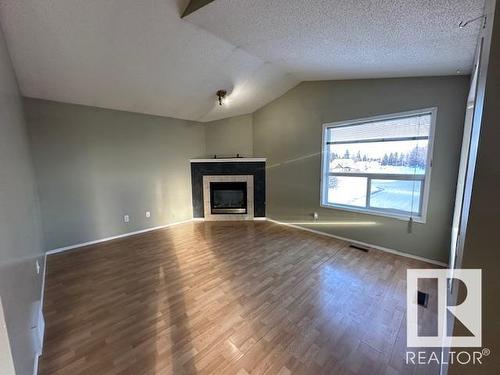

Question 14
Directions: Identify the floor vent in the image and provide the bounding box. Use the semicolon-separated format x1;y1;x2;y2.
417;291;429;308
349;244;369;252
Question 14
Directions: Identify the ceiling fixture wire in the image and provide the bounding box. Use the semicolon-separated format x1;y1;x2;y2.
459;15;487;29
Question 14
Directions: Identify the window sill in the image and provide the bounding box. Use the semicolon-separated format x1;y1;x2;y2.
320;202;426;224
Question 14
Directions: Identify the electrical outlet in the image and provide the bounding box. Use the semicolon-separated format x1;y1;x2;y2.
313;212;319;220
35;260;40;275
124;215;130;223
145;211;151;218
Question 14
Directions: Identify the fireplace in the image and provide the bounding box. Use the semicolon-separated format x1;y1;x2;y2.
191;159;265;220
202;175;254;220
210;182;247;214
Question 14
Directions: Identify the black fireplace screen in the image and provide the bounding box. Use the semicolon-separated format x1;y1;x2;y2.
210;181;247;214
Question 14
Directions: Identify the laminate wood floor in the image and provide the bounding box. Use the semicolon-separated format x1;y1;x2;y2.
39;221;440;375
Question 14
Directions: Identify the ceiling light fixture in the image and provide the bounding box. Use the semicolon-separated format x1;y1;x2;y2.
216;90;227;106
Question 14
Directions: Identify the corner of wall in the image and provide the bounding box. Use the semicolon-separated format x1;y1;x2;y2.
0;21;46;375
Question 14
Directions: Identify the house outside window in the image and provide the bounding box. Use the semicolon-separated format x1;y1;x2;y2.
320;108;436;222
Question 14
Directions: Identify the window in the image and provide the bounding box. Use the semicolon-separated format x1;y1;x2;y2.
320;109;436;222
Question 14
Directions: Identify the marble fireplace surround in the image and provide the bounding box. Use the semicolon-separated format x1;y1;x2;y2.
203;175;254;221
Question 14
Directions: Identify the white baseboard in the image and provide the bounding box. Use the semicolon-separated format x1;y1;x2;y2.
266;218;448;267
33;251;48;375
46;217;268;255
29;255;45;375
40;253;47;313
33;355;39;375
192;217;267;222
46;219;194;255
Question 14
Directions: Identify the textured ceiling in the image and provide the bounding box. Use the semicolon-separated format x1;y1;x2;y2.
0;0;484;122
0;0;298;122
186;0;484;80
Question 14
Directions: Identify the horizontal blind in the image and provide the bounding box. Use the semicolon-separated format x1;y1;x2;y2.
327;113;431;143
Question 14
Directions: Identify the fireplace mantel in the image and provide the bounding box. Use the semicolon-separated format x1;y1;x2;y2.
190;158;266;163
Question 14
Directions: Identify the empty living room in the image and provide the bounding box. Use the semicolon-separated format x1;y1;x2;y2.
1;1;499;374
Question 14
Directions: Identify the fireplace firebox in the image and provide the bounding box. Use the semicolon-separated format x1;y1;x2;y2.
210;182;247;214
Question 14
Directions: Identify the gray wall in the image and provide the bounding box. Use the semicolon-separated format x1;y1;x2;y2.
0;24;44;375
204;114;253;158
253;76;469;263
25;99;206;251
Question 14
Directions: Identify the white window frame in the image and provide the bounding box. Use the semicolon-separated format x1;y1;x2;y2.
320;108;437;223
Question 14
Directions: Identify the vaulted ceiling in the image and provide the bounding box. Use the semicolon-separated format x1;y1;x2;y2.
0;0;484;122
